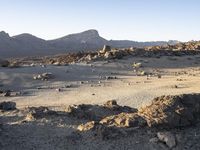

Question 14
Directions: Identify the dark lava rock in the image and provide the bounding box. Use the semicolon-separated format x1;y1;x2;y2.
0;59;9;67
0;101;16;110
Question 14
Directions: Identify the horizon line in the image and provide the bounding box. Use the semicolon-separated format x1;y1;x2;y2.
1;29;197;43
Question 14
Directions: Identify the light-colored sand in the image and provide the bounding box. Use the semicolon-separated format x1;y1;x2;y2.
1;55;200;109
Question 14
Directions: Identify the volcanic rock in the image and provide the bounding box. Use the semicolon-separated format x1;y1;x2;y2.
66;100;137;121
0;101;16;110
0;59;9;67
24;106;56;121
100;112;146;128
139;94;200;128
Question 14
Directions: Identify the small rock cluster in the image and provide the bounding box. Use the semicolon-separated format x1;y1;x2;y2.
96;45;132;60
0;90;21;97
44;45;133;65
0;59;20;68
33;72;54;81
145;41;200;51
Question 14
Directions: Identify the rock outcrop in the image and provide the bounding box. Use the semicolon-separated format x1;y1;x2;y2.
66;100;137;121
139;94;200;128
77;94;200;134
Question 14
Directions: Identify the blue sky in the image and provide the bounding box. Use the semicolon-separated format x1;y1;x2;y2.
0;0;200;41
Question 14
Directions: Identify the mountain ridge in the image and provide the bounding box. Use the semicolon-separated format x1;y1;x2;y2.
0;29;179;58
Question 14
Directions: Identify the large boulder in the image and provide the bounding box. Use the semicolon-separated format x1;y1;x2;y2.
0;59;9;67
157;132;176;149
100;45;111;54
0;101;16;110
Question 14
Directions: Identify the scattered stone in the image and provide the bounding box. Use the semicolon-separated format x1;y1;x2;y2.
157;132;176;149
137;70;147;76
53;62;61;66
65;84;72;88
103;100;118;108
149;137;159;143
2;90;11;97
77;121;97;131
80;81;84;84
174;85;178;88
0;59;9;67
33;72;54;81
158;74;162;79
0;90;21;97
9;61;20;68
56;88;61;92
24;113;36;121
132;62;142;68
106;76;117;80
30;63;35;67
177;78;185;81
41;65;46;68
0;101;16;111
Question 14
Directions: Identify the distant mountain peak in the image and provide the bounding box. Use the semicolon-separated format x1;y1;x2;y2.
0;31;10;38
13;33;45;41
0;29;182;58
80;29;99;36
66;29;100;38
13;33;39;38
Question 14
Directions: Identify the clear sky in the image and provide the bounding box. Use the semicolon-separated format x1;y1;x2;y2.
0;0;200;41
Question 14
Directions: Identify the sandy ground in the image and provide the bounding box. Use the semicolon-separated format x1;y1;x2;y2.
1;55;200;108
1;55;200;150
